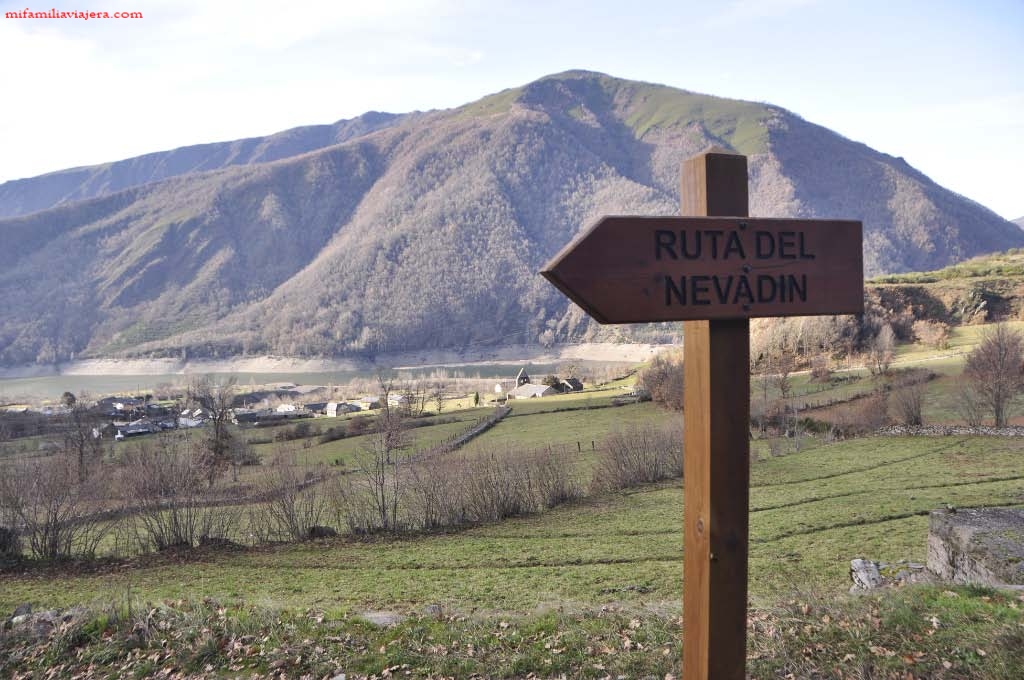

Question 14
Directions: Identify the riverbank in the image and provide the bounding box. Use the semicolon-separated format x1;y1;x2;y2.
0;343;668;380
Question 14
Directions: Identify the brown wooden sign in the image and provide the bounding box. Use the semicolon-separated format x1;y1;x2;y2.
541;216;863;323
541;150;866;680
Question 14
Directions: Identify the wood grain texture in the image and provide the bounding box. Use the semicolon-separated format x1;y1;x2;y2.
682;150;751;680
540;216;863;322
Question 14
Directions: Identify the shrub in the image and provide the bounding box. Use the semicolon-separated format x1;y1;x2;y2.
346;415;371;436
335;446;580;534
912;319;950;349
891;382;926;426
318;427;346;444
830;393;890;438
273;421;317;442
590;422;683;493
637;351;684;411
121;436;233;552
248;455;331;542
0;525;20;558
0;453;113;560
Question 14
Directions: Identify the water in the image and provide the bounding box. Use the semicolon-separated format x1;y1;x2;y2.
0;362;624;401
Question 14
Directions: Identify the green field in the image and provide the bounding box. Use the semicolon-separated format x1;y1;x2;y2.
4;342;1024;677
2;428;1024;675
5;433;1021;614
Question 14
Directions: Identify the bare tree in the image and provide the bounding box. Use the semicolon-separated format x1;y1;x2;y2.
772;352;796;437
62;396;104;482
963;323;1024;427
363;418;407;531
431;381;447;414
891;382;926;426
868;324;896;376
188;376;245;484
955;383;986;427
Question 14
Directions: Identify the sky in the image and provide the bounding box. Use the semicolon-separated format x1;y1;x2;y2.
1;0;1021;219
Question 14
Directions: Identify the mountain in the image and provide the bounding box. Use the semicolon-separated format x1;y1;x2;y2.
1;70;1021;367
1014;217;1024;229
0;111;406;220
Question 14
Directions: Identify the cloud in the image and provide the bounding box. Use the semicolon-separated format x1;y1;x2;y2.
0;0;486;181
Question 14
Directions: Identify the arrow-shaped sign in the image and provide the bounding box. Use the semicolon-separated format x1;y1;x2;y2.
541;215;863;323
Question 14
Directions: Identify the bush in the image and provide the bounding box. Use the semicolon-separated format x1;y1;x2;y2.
346;415;371;436
121;436;235;552
248;455;331;542
318;427;346;444
637;352;684;410
912;319;950;350
830;393;890;438
590;422;683;493
0;452;113;560
809;355;831;382
273;421;318;442
891;383;926;426
0;525;20;558
334;446;581;534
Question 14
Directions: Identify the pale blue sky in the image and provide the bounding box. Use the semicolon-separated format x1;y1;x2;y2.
1;0;1021;218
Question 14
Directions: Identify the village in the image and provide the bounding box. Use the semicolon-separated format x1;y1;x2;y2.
0;366;595;444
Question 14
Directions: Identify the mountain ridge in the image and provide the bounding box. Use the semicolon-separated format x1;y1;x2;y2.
0;111;408;220
0;70;1020;367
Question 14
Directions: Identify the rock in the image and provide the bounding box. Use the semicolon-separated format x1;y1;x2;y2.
62;606;89;624
12;603;32;617
422;604;443;619
360;611;405;627
307;522;335;540
850;558;883;590
928;507;1024;587
9;610;59;639
198;535;238;548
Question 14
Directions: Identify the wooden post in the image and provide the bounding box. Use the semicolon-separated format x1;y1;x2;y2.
682;151;750;680
541;144;861;678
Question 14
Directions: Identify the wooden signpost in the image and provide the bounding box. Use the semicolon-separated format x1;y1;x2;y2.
541;150;864;680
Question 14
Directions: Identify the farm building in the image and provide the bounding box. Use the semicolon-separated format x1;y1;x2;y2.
510;383;556;399
325;402;361;417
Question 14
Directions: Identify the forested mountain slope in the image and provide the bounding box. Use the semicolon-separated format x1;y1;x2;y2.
1;71;1019;366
